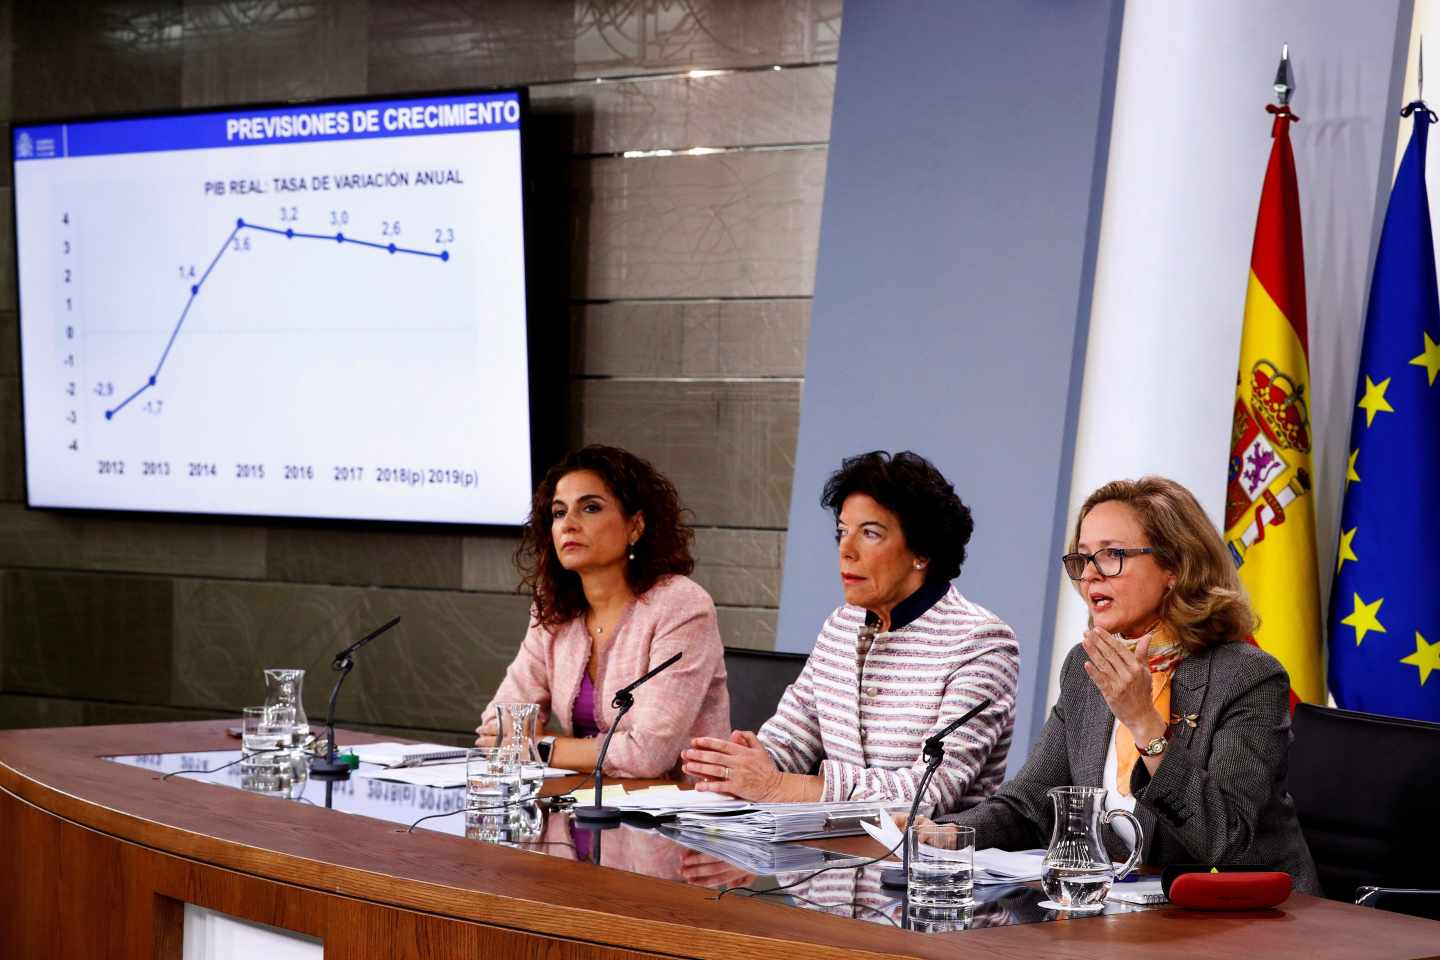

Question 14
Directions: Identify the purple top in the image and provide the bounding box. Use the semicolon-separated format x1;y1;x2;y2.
573;673;601;739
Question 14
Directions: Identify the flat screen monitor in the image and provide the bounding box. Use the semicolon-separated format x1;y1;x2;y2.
11;90;533;526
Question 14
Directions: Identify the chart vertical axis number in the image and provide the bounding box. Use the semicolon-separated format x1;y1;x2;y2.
60;210;80;454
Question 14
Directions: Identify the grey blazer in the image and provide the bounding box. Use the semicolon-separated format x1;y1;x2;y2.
942;640;1320;894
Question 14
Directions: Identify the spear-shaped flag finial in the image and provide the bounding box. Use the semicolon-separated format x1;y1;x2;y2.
1273;43;1294;108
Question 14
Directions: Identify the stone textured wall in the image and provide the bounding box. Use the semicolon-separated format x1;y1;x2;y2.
0;0;840;744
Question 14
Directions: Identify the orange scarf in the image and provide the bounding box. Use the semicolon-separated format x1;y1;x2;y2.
1113;625;1184;797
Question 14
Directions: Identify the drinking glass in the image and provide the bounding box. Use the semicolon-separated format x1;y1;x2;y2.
241;704;295;753
240;705;295;797
906;904;974;932
466;746;520;810
907;823;975;910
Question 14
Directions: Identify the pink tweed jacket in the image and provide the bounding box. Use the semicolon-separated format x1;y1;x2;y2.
483;575;730;779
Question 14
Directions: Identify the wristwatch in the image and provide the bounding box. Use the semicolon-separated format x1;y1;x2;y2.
1138;735;1168;757
536;736;556;766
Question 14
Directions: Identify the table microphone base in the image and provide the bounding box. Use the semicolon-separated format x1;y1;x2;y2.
309;759;352;782
572;805;624;824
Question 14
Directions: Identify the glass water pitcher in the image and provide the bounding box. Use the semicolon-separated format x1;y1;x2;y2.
1040;786;1144;911
491;701;544;801
263;668;310;747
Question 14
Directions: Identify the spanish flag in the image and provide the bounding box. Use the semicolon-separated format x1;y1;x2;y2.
1222;100;1323;704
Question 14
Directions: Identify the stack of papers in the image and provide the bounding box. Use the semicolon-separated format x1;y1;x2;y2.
859;817;1047;884
347;742;575;787
605;788;752;816
659;825;868;874
673;800;901;842
348;742;466;767
973;848;1047;884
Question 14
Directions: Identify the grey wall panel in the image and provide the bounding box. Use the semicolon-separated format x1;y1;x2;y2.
180;0;369;107
460;533;525;594
0;190;13;310
0;505;267;579
571;150;828;299
569;0;841;78
0;506;81;570
0;314;16;378
717;605;779;651
0;379;22;503
692;527;785;609
266;527;464;591
776;0;1123;763
533;66;837;155
81;516;267;579
171;578;531;732
12;2;184;118
0;693;87;729
572;300;809;378
366;2;577;92
2;569;174;703
577;379;800;528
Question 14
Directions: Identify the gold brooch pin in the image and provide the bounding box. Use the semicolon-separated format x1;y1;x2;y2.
1169;712;1198;729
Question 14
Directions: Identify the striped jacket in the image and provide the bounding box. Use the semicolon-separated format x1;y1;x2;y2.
757;584;1020;814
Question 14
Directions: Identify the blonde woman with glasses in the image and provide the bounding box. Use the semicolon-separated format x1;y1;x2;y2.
931;476;1319;893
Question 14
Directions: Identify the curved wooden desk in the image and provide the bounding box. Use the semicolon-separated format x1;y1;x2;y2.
1;721;1436;959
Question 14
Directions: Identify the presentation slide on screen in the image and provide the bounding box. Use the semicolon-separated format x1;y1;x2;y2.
13;93;532;525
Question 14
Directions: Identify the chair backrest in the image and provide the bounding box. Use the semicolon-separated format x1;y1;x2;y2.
723;647;808;733
1289;703;1440;900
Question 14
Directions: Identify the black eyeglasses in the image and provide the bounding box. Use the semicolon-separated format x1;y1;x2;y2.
1061;547;1155;581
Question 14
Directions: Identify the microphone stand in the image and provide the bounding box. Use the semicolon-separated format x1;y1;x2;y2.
573;651;683;824
310;616;402;800
881;697;993;889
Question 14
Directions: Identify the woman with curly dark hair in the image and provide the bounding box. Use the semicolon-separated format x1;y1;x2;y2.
476;445;729;779
682;451;1019;814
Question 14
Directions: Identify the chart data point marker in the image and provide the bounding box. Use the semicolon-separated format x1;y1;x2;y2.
286;228;294;239
236;218;245;228
105;411;113;420
191;284;198;295
441;250;449;262
336;233;345;243
388;243;396;253
149;376;156;386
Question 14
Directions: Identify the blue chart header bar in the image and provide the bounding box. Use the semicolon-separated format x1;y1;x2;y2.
14;92;521;162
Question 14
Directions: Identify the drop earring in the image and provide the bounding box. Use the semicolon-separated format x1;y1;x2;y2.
628;542;636;561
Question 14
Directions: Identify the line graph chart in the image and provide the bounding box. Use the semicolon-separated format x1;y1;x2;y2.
105;218;452;420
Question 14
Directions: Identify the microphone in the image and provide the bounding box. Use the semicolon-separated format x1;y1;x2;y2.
610;651;682;706
311;616;403;789
572;652;684;825
880;697;993;889
332;615;401;670
923;698;993;761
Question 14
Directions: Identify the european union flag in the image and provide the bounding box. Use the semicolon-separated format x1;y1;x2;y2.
1328;104;1440;722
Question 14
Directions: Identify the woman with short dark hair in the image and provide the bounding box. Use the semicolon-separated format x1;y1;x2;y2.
477;445;729;779
683;451;1019;813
